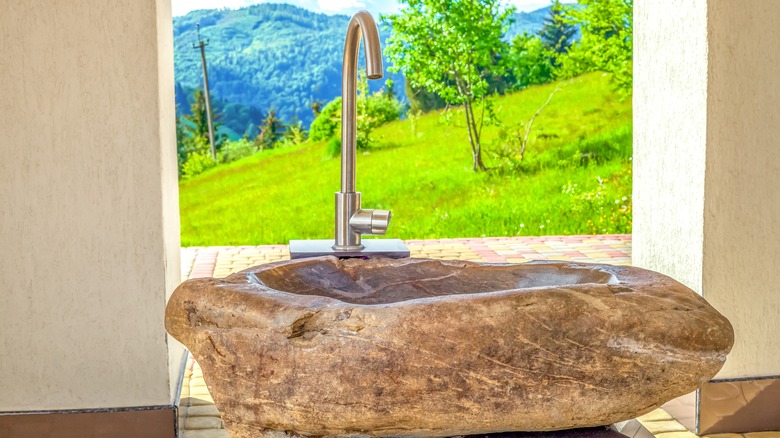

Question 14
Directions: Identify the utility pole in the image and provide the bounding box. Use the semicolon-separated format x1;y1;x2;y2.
193;24;216;160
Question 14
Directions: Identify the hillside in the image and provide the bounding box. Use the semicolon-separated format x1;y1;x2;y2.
179;73;632;246
173;3;550;135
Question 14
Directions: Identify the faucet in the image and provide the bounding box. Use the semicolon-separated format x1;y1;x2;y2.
288;11;408;259
333;11;391;252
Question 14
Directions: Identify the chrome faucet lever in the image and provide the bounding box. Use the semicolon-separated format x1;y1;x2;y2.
333;11;391;252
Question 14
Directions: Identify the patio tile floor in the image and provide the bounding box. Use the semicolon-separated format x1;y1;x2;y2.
174;234;769;438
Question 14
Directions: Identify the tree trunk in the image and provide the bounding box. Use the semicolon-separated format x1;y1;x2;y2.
463;99;487;172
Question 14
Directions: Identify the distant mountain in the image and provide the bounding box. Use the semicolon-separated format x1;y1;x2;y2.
507;6;550;40
173;3;554;136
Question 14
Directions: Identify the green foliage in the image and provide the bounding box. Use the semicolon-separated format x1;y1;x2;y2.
309;98;341;143
181;150;217;179
562;165;632;234
384;0;515;172
508;33;556;88
182;88;222;149
538;0;578;54
560;0;633;95
177;88;222;179
405;81;447;114
173;4;405;128
255;110;284;150
219;138;257;163
356;71;405;151
310;72;404;157
326;136;342;160
179;73;633;245
384;0;513;106
277;121;308;148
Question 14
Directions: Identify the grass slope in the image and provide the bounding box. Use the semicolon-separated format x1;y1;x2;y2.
179;73;632;246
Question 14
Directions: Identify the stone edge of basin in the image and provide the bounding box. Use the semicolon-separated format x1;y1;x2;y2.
164;257;735;438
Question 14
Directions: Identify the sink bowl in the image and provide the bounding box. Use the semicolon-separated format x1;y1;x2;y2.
165;256;733;438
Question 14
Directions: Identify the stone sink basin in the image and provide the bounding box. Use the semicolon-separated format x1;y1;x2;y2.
165;257;734;438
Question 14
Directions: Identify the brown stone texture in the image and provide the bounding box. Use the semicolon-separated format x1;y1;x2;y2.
165;257;734;438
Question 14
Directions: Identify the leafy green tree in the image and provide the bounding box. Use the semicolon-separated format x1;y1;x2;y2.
538;0;577;55
562;0;632;94
183;88;217;145
509;33;555;88
384;0;514;172
255;110;284;150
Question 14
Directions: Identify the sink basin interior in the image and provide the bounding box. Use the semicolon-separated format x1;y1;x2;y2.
253;258;617;305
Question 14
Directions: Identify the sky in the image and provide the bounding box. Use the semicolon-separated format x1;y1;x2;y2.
172;0;575;17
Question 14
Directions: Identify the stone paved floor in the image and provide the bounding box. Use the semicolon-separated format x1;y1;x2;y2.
175;235;777;438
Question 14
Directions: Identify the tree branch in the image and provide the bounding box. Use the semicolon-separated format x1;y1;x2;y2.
519;88;560;158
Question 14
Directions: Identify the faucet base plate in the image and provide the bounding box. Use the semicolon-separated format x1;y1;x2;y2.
289;239;410;259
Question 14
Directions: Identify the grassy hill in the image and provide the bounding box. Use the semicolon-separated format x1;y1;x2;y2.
179;73;632;246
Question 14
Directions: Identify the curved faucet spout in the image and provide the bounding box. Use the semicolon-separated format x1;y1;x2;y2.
334;11;389;252
341;11;383;194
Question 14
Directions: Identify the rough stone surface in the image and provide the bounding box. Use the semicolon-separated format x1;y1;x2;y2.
165;257;734;438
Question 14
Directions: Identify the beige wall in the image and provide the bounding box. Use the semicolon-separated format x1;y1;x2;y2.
0;0;182;411
703;0;780;378
633;0;709;292
634;0;780;378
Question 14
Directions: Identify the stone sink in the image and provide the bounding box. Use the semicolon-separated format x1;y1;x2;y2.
165;257;734;438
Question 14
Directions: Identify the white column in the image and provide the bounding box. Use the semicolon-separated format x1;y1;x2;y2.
0;0;182;410
634;0;780;379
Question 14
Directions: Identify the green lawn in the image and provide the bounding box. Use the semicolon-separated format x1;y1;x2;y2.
179;72;632;246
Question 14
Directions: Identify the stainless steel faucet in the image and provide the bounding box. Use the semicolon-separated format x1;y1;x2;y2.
288;11;408;259
333;11;391;252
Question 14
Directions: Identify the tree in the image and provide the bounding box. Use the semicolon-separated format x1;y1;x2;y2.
384;0;514;172
538;0;577;55
175;111;187;177
562;0;632;94
255;110;284;150
182;88;222;155
508;33;555;88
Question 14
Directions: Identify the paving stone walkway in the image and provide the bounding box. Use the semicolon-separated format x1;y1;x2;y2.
175;235;776;438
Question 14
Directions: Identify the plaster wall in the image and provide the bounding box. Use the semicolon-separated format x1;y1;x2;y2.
632;0;709;292
634;0;780;379
0;0;181;410
703;0;780;378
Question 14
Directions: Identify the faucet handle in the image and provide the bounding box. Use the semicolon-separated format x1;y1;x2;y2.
349;209;392;235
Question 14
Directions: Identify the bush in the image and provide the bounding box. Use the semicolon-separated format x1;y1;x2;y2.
310;71;404;152
276;121;308;148
311;93;404;151
508;33;556;89
309;98;341;143
326;136;342;159
219;138;257;164
181;151;217;179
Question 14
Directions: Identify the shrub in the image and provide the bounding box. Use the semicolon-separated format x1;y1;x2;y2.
219;138;257;164
276;121;308;148
181;151;217;179
310;71;404;151
309;98;341;143
326;136;342;159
